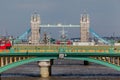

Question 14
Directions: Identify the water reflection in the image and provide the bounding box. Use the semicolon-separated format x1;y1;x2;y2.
39;77;50;80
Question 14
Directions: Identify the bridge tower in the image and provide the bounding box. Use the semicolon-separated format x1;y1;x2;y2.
29;12;41;44
80;13;90;42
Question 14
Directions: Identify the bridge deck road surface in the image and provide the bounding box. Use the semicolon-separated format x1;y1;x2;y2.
1;59;120;79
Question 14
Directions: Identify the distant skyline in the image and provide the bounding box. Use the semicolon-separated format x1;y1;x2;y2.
0;0;120;39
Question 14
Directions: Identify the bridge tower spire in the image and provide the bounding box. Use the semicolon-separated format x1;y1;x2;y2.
80;12;90;42
29;12;41;44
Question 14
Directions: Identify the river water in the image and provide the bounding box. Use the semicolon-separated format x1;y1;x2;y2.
1;59;120;80
2;77;120;80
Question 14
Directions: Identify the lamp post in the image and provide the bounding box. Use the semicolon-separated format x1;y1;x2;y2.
110;37;115;53
48;33;51;48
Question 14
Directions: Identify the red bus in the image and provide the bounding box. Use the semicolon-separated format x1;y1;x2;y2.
0;38;12;49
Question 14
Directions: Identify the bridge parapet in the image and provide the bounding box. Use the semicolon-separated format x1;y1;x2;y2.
1;45;120;53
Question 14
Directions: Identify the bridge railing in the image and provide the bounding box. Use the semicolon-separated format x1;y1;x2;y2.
10;46;120;53
1;46;120;53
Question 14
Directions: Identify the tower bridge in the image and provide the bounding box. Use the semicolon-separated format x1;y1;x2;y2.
17;12;110;45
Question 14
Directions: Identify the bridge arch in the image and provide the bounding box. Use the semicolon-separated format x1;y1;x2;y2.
66;57;120;71
0;57;120;73
0;57;56;73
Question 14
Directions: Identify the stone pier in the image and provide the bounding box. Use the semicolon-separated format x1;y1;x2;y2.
38;60;52;78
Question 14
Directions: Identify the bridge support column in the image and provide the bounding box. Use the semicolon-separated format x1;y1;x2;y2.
14;57;17;62
38;60;51;78
1;57;4;67
5;57;8;65
10;57;13;64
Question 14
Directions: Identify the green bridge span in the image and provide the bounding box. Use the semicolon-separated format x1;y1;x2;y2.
0;52;120;73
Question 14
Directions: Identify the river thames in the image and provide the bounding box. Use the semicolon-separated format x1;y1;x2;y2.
1;59;120;80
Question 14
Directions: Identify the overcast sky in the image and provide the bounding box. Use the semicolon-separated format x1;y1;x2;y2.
0;0;120;39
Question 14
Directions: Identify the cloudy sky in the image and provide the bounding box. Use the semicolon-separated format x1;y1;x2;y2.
0;0;120;39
